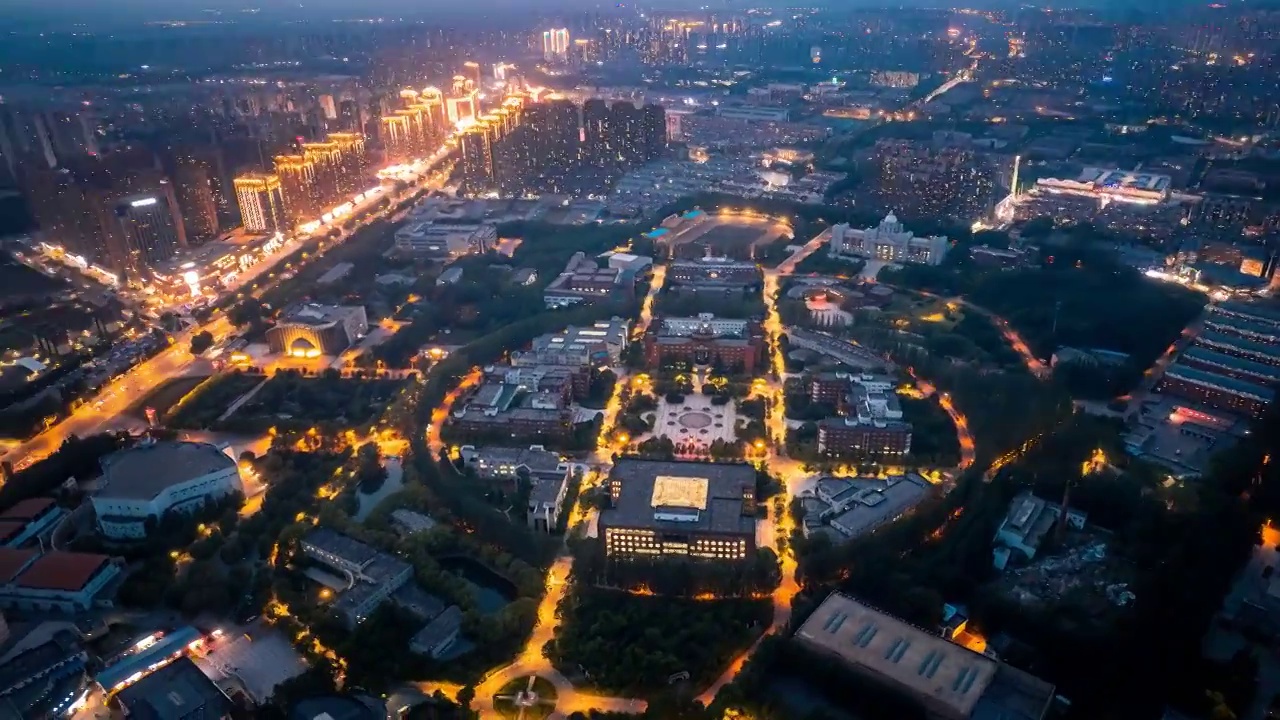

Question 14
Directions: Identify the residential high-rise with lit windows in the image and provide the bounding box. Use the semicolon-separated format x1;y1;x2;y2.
326;132;367;195
111;191;188;271
463;61;483;90
380;114;413;164
301;141;343;209
233;173;287;233
542;28;570;61
273;154;318;224
167;150;220;243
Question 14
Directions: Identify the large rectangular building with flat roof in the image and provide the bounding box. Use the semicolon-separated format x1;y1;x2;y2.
1157;362;1274;418
599;459;757;561
795;592;1054;720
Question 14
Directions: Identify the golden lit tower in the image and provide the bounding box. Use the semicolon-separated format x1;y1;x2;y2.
419;91;447;141
325;132;367;194
542;28;570;61
273;154;318;224
399;88;420;109
301;141;343;209
394;109;428;159
463;61;482;89
451;75;467;96
380;114;413;164
233;173;287;233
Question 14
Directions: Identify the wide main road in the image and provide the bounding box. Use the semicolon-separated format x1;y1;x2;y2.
3;146;453;472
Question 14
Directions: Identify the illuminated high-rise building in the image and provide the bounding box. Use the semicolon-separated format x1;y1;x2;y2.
338;99;362;132
301;141;343;208
20;150;188;276
318;94;338;120
233;173;287;233
493;63;513;81
395;109;429;159
542;28;570;61
112;191;188;270
399;88;420;109
463;61;483;90
446;92;479;126
419;90;447;141
273;154;318;224
168;149;221;243
326;132;367;195
380;114;413;164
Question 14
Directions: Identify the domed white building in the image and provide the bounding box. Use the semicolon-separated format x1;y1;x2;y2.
828;213;950;266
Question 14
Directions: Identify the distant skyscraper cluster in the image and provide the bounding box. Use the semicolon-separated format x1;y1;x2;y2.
543;28;571;62
463;98;665;195
18;149;190;278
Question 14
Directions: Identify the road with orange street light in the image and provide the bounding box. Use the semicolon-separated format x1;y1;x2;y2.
4;143;455;474
888;286;1050;380
413;228;991;717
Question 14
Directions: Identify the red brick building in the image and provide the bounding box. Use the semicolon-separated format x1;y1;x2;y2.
643;321;767;374
816;418;912;459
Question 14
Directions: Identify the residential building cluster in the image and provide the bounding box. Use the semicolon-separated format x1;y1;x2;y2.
461;97;666;194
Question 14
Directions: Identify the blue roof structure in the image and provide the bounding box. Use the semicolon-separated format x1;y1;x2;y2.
644;228;670;239
1215;300;1280;326
1164;362;1275;401
683;209;706;219
1196;331;1280;362
1204;312;1280;341
96;626;202;691
1181;346;1280;383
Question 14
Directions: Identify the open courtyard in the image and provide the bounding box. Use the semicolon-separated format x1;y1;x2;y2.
651;394;739;453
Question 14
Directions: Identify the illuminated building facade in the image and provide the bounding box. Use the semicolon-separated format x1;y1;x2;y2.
301;142;343;210
233;173;287;233
829;213;950;266
816;418;913;458
446;92;479;126
273;154;318;224
599;459;756;561
94;441;243;540
642;314;766;374
1156;363;1274;418
542;28;570;61
463;61;482;89
380;113;413;164
267;303;369;358
112;191;188;272
326;132;367;195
